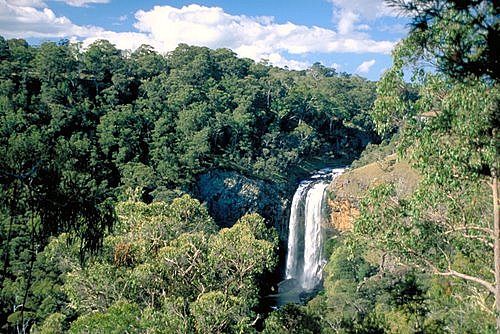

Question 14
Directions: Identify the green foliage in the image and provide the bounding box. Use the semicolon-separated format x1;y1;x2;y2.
234;212;279;245
209;215;278;302
0;35;379;332
97;104;149;165
168;194;217;235
118;162;156;202
386;0;499;82
190;291;254;334
305;239;447;333
263;304;321;334
401;77;498;186
350;136;398;169
352;179;495;330
273;2;498;333
63;262;130;314
68;300;141;334
138;298;190;334
35;198;278;333
31;312;66;334
357;0;500;331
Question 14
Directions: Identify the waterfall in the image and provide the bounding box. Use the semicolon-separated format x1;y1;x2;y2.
285;168;344;291
285;182;309;280
302;181;330;290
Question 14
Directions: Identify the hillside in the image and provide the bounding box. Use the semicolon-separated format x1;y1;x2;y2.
327;154;420;231
0;36;379;333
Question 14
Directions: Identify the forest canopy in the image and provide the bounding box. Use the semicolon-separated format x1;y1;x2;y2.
0;36;378;332
1;0;498;332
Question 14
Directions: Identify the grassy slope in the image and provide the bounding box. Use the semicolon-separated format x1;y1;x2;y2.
328;154;420;202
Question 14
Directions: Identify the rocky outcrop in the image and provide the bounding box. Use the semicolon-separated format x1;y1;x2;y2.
196;170;290;235
328;199;359;232
327;154;420;232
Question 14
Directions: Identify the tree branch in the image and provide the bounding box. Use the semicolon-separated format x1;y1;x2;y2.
444;225;495;237
404;246;495;295
456;234;494;248
435;269;495;295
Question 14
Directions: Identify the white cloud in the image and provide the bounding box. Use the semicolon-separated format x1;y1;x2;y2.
129;4;394;61
265;53;310;70
112;14;128;26
336;10;360;35
0;0;104;38
53;0;110;7
0;2;397;71
81;31;157;52
356;59;376;73
330;62;341;70
5;0;46;7
329;0;398;36
378;23;408;34
329;0;396;20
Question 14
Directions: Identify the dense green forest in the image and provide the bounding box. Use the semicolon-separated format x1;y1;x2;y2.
0;30;377;332
1;0;498;333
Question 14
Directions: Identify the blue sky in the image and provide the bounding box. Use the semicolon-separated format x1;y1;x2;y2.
0;0;409;80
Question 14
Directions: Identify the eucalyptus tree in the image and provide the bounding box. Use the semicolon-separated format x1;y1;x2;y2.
362;0;499;330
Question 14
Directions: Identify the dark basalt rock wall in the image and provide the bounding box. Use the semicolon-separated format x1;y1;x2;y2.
196;170;291;238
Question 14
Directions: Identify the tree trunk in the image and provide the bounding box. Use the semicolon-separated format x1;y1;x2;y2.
493;171;500;334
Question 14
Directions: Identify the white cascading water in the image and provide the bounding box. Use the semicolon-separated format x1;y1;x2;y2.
285;168;344;291
284;183;309;280
301;181;330;290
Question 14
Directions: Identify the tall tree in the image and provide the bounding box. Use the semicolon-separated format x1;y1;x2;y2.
387;0;499;81
367;0;499;330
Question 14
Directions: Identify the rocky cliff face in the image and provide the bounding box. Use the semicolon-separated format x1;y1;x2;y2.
328;199;359;231
196;170;290;237
327;155;420;232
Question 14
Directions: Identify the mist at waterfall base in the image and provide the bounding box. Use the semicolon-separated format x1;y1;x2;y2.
275;168;344;306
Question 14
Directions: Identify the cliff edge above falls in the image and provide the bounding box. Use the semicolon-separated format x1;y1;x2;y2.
327;154;420;232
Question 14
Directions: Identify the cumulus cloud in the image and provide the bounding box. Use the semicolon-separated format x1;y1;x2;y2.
0;2;397;70
54;0;110;7
329;0;395;20
80;31;152;50
5;0;46;7
356;59;376;73
128;4;394;62
265;53;310;70
330;62;341;70
0;0;104;38
329;0;398;36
